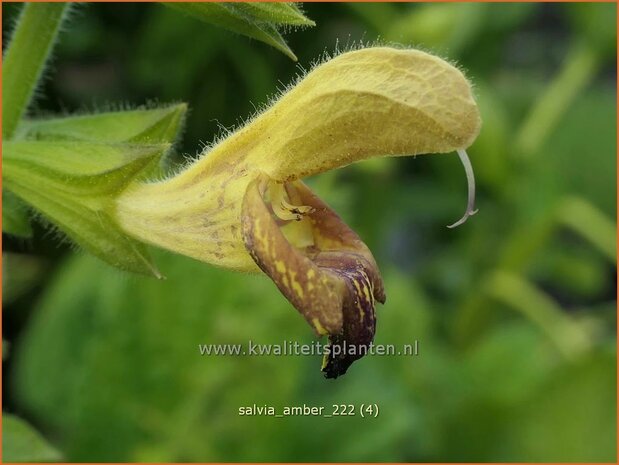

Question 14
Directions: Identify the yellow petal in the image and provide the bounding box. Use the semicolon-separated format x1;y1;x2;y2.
250;46;482;181
114;47;481;270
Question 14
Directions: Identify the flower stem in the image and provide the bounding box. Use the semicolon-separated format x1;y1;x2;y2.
2;3;69;140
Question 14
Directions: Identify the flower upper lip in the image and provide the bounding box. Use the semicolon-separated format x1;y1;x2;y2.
114;47;480;271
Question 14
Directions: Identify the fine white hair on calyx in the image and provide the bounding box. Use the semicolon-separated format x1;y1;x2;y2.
447;148;478;229
26;99;183;123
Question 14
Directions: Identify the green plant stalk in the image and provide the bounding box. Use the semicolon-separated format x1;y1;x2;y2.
2;3;69;140
454;195;615;346
515;40;599;158
484;271;591;358
558;196;616;263
453;209;557;345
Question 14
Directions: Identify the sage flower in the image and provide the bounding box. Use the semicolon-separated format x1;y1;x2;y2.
114;47;481;377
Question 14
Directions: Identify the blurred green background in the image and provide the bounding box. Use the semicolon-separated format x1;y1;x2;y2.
2;2;617;462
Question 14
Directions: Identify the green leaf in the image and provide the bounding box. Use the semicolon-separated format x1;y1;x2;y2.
3;142;166;277
16;103;188;144
10;252;314;461
163;3;312;61
2;3;70;139
3;190;32;238
232;3;315;26
2;413;62;462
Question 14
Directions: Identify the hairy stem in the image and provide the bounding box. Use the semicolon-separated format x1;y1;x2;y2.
2;3;69;140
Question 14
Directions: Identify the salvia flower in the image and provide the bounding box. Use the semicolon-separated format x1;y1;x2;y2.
114;47;481;377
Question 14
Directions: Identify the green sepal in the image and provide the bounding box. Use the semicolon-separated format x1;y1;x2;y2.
4;141;169;194
15;103;187;144
163;2;313;61
3;141;168;277
231;3;315;27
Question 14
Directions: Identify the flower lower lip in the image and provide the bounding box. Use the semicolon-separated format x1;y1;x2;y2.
241;175;386;377
322;264;386;379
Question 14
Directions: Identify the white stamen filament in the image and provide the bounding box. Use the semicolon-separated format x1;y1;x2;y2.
447;148;478;229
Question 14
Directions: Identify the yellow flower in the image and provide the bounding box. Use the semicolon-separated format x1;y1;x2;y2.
114;46;481;377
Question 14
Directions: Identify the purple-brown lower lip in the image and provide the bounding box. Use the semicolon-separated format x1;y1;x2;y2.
241;175;385;378
320;259;386;379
